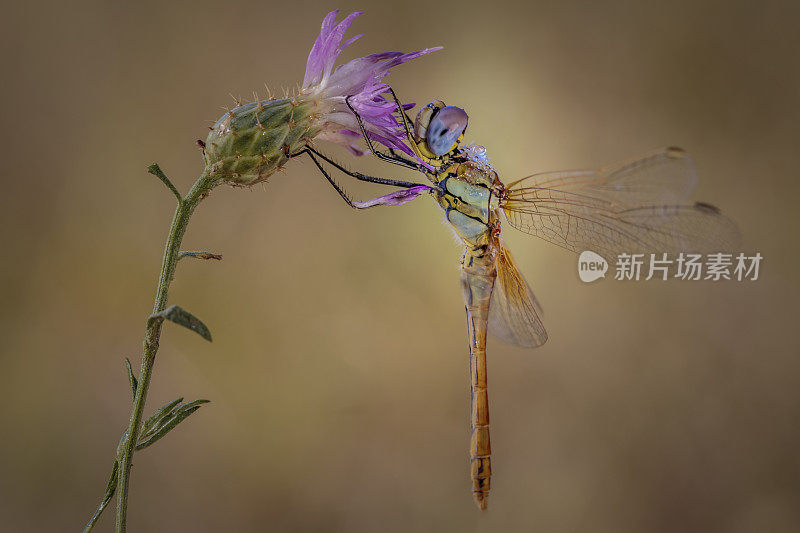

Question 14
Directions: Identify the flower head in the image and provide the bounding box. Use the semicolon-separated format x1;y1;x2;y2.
301;10;441;156
204;10;439;186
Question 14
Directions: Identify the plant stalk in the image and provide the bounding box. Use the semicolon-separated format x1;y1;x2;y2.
113;170;217;532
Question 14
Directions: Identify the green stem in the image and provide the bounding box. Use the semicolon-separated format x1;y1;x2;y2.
112;170;217;532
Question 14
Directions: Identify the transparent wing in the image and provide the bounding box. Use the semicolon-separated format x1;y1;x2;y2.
488;245;548;348
502;148;741;257
505;147;698;204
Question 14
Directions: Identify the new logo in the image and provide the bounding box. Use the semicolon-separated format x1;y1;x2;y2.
578;251;608;282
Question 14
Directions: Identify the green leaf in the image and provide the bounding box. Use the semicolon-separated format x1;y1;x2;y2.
141;397;184;436
136;399;210;451
178;250;223;261
152;305;212;341
103;460;119;498
124;358;138;399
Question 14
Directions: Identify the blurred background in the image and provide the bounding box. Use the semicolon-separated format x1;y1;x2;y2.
2;0;799;531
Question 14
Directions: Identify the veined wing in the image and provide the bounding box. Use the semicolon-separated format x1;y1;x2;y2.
488;244;548;348
505;147;698;204
501;148;741;257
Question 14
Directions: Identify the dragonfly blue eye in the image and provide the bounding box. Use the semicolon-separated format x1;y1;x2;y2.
426;106;469;156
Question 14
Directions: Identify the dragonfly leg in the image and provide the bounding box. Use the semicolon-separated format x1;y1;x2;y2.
385;87;418;150
294;148;359;208
345;94;427;173
291;147;434;209
296;146;432;189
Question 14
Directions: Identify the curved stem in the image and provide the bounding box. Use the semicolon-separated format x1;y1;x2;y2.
113;170;217;532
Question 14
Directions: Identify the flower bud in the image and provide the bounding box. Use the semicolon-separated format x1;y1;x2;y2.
204;98;320;186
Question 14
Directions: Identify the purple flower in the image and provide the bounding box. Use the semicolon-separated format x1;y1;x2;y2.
302;10;441;157
352;185;434;208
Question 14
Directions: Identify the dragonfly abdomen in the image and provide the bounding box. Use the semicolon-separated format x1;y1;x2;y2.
461;250;496;510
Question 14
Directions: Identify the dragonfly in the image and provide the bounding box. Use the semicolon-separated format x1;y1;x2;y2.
303;92;740;510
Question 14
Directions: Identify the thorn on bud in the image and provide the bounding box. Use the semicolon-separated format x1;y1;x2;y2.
196;139;206;149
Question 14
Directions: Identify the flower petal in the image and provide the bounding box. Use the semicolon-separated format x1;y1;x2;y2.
302;10;340;88
320;11;363;85
302;11;441;158
353;185;433;208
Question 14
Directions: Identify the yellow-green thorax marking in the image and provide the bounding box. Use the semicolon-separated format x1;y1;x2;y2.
434;159;502;247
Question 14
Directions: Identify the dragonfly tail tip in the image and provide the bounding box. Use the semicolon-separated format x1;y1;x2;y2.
473;491;489;510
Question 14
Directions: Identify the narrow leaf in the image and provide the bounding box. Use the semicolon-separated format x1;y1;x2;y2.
141;397;184;437
135;399;210;451
153;305;212;341
176;399;211;413
147;400;210;436
103;460;119;498
124;358;138;399
178;250;223;261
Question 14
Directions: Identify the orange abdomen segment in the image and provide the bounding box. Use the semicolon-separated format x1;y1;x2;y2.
462;256;496;511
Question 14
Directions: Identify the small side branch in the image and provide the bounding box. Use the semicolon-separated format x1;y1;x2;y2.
147;164;183;204
82;460;119;533
124;359;137;400
178;250;223;261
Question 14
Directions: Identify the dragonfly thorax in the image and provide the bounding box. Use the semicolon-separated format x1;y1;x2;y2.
435;160;501;246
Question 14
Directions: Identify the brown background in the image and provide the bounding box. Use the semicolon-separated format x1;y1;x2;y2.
2;0;799;531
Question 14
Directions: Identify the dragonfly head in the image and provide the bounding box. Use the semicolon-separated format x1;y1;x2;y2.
413;101;468;159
